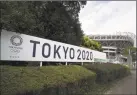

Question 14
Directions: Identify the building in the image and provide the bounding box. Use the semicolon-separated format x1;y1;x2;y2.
88;32;135;64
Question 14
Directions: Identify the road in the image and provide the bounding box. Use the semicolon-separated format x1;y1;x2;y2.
106;70;136;95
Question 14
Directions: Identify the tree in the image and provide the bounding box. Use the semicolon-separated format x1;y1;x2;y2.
122;47;137;62
0;1;87;46
81;35;103;51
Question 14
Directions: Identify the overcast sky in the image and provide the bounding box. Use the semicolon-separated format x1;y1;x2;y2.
79;1;136;47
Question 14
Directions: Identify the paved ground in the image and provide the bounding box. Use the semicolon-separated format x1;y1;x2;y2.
106;70;136;95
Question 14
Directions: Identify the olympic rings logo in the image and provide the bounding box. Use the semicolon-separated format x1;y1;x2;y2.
10;49;20;53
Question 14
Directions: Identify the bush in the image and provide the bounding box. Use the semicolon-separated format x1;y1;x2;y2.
84;63;130;84
0;65;96;95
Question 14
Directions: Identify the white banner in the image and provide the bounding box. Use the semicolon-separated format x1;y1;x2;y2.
0;30;107;62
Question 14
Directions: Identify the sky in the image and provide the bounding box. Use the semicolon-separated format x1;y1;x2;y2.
79;1;136;47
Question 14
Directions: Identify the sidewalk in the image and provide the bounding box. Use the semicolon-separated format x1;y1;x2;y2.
106;70;136;94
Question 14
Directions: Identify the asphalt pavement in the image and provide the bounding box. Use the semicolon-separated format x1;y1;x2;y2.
106;70;136;95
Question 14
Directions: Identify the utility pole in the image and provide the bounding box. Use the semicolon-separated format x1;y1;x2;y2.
127;48;132;68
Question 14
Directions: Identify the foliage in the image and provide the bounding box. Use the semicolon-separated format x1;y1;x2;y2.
122;47;137;62
0;63;131;95
0;1;87;46
81;35;103;51
122;47;136;55
84;63;131;84
0;65;96;95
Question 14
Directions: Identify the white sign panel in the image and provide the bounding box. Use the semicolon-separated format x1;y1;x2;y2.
0;30;107;62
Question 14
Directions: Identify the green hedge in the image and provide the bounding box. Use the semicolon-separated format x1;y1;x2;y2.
84;63;131;84
0;65;96;95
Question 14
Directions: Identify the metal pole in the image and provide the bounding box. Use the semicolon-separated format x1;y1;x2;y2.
40;61;42;67
81;62;83;66
65;62;67;65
